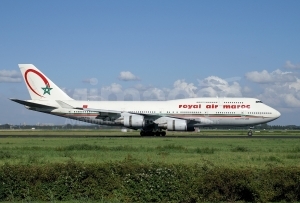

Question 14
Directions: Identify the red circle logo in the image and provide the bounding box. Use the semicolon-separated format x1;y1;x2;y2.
24;69;50;97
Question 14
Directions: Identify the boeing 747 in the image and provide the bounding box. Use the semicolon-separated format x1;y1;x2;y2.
11;64;281;136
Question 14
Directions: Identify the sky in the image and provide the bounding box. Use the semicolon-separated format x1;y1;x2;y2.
0;0;300;125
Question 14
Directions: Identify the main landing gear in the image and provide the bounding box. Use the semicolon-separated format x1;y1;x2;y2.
140;130;166;136
247;129;253;137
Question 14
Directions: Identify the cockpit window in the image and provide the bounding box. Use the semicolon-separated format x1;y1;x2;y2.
256;101;263;103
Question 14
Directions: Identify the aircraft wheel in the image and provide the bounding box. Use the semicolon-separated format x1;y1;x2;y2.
247;130;253;137
161;131;166;136
140;131;145;136
155;131;160;136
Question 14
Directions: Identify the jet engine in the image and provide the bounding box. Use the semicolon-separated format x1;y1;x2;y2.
166;119;194;131
123;114;145;128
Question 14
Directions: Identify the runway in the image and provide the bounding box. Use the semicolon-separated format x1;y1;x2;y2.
0;134;300;139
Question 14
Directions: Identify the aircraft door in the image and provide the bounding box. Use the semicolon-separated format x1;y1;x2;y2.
205;111;209;117
218;97;224;108
241;111;245;117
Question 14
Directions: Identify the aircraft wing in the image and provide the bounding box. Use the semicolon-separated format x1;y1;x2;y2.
81;107;121;114
80;108;156;117
80;107;201;121
81;107;169;117
71;106;162;119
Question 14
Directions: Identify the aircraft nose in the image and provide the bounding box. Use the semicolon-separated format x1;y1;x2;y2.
274;109;281;118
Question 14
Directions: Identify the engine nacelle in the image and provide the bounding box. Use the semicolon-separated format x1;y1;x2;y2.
167;119;194;131
123;115;145;128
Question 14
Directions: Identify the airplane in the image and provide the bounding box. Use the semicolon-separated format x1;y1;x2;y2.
10;64;281;136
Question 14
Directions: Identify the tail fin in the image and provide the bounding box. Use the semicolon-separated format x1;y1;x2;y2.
19;64;73;100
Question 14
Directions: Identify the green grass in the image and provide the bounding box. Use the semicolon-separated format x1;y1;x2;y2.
0;201;118;203
1;130;300;202
1;132;300;168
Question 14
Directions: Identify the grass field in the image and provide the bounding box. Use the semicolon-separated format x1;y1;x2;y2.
1;130;300;168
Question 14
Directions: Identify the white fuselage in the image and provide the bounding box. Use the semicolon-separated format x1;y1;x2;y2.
30;97;281;127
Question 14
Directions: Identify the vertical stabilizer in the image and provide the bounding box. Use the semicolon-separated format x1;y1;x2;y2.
18;64;73;100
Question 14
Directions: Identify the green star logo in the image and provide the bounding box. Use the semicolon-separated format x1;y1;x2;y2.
41;85;53;95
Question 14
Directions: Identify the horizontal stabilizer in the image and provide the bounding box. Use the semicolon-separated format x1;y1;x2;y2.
56;100;74;109
10;98;57;109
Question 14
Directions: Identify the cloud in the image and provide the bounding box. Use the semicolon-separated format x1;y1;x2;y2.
72;88;88;100
100;83;142;101
245;70;273;83
118;71;140;81
101;83;123;93
224;76;241;83
282;94;300;108
289;78;300;91
100;83;124;100
62;88;102;101
255;86;282;107
143;88;166;101
197;76;242;97
123;88;141;101
0;70;22;83
87;88;102;101
245;69;296;84
62;68;300;111
64;84;142;101
242;86;252;94
82;78;98;85
284;60;300;70
244;67;300;108
134;83;153;91
253;75;300;108
167;80;197;99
